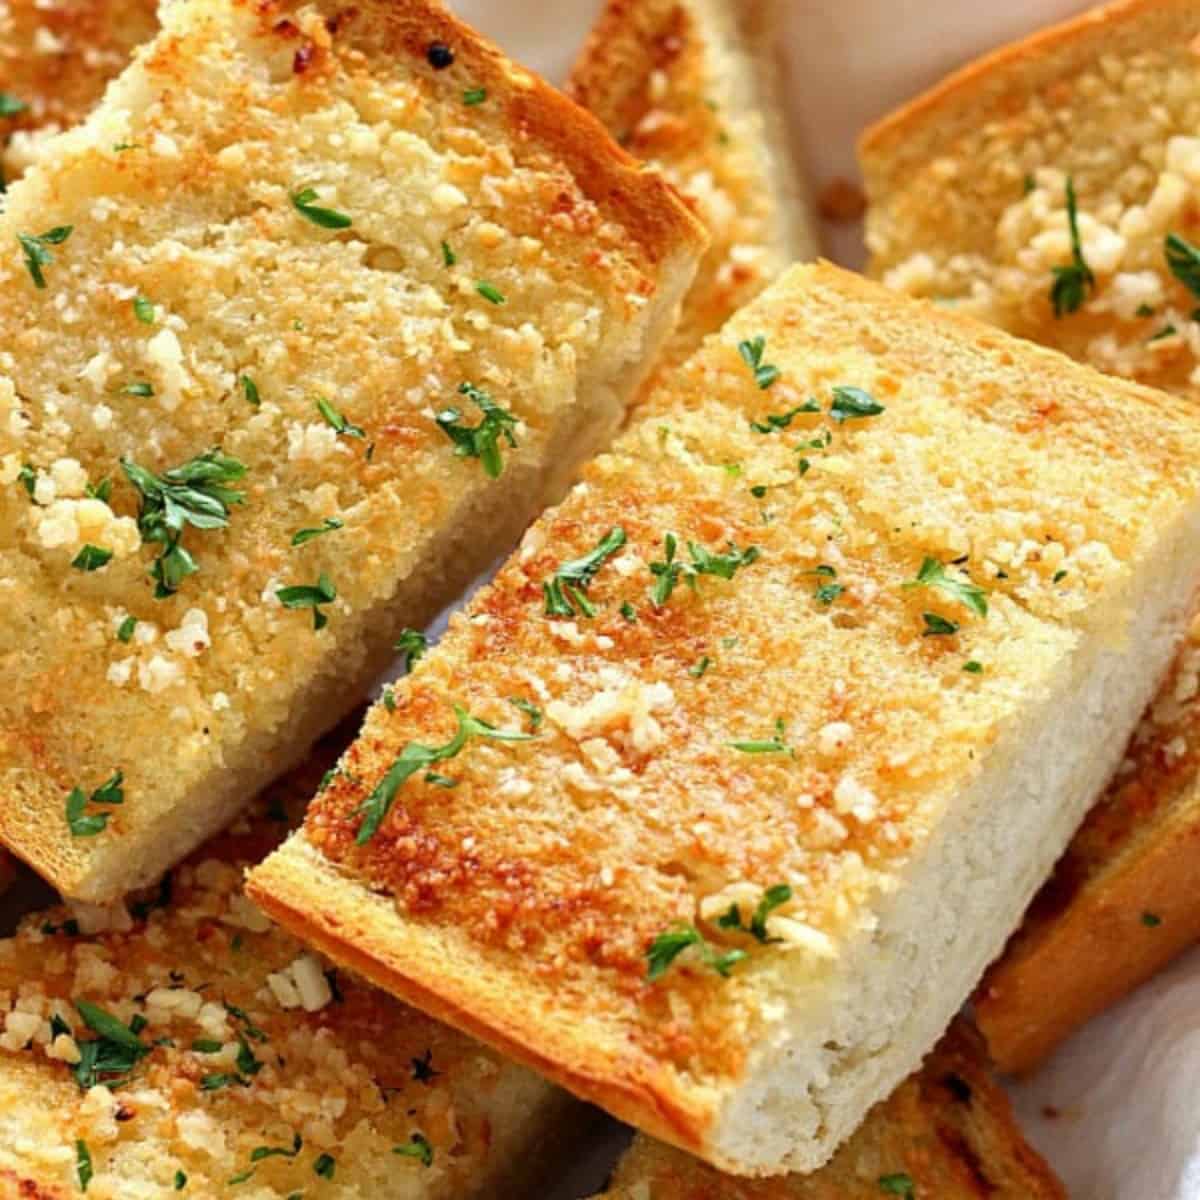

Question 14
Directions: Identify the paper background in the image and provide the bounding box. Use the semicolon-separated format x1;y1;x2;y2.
2;3;1196;1197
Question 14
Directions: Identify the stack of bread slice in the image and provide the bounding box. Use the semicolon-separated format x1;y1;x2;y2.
861;0;1200;1074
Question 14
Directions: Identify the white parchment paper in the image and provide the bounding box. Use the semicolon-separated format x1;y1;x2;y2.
446;3;1200;1197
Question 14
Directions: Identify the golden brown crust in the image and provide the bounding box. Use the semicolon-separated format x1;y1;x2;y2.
250;262;1200;1171
593;1022;1065;1199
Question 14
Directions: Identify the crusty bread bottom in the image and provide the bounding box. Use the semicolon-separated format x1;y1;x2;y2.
706;499;1200;1172
52;253;692;902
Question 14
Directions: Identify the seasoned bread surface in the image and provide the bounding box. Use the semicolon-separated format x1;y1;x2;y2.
861;0;1200;1071
568;0;816;385
0;743;569;1200
0;0;704;902
593;1022;1065;1199
0;0;159;180
250;263;1200;1174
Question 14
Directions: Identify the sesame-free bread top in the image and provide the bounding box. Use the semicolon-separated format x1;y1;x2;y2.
860;0;1200;397
0;0;705;901
859;0;1200;1072
0;753;572;1200
592;1022;1065;1200
568;0;816;384
0;0;159;180
249;263;1200;1174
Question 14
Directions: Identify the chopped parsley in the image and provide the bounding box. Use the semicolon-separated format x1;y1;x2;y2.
717;883;792;943
0;93;27;116
1053;568;1068;583
804;564;843;606
314;1153;336;1179
737;336;781;389
441;240;456;266
728;718;791;755
355;705;533;843
1142;911;1163;928
316;396;365;439
117;616;137;643
241;375;261;407
394;627;428;672
689;656;711;678
65;770;125;838
904;557;988;618
18;225;72;288
1148;323;1178;342
393;1133;434;1167
122;448;247;597
132;295;155;324
1136;303;1157;317
191;1039;222;1054
922;612;959;637
290;187;352;229
76;1139;93;1191
276;573;336;630
200;1073;244;1091
436;382;518;478
649;532;760;607
174;1170;187;1190
475;280;505;305
1165;231;1200;300
122;380;154;397
619;600;637;622
71;999;149;1090
749;400;818;434
507;695;543;731
291;516;343;546
829;385;885;423
1050;177;1094;317
879;1173;916;1197
645;925;746;981
251;1133;302;1163
963;660;983;674
71;544;113;572
17;462;35;497
463;87;487;106
542;526;626;618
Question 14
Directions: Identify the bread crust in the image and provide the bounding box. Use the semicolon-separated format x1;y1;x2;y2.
0;0;704;901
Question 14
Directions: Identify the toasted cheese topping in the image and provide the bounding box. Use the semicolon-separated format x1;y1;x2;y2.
0;802;555;1198
0;0;700;893
0;0;160;181
288;263;1200;1085
569;0;813;385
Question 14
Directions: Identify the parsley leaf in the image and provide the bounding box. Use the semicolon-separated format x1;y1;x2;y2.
18;225;72;289
1050;177;1095;317
475;281;505;305
649;532;760;607
904;557;988;618
0;93;27;116
1165;231;1200;300
689;656;711;678
441;240;456;267
250;1133;302;1163
122;380;154;397
355;705;533;843
463;87;487;106
276;573;336;630
76;1139;93;1191
122;449;246;598
65;771;124;838
117;616;137;643
393;1133;434;1167
922;612;959;637
71;544;113;572
507;696;543;731
291;516;343;546
132;295;155;324
315;396;365;439
718;884;794;943
314;1153;336;1179
435;382;518;478
878;1174;916;1198
174;1170;187;1190
394;628;428;672
543;527;626;618
829;386;885;423
290;187;352;229
17;462;35;497
241;375;261;407
70;999;149;1090
729;718;790;755
749;400;819;434
1142;911;1163;927
645;925;746;981
963;660;983;674
737;336;781;389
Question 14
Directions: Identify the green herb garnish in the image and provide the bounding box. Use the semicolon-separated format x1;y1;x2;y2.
0;93;27;116
314;1153;336;1179
1050;177;1094;317
71;544;113;572
291;516;343;546
65;771;124;838
123;381;154;397
922;612;959;637
1165;231;1200;300
749;399;819;434
316;396;365;439
649;533;760;607
829;385;885;423
395;627;428;672
1142;911;1163;928
18;225;72;288
132;295;155;324
290;187;352;229
475;281;505;305
879;1174;916;1198
117;615;137;643
728;718;790;755
354;705;533;843
463;87;487;106
645;925;746;981
717;883;793;943
276;573;336;630
441;241;456;266
543;526;626;618
436;382;518;478
76;1139;93;1191
241;375;260;407
508;696;543;731
70;999;149;1090
737;336;781;389
963;660;983;674
689;656;711;678
393;1133;434;1167
904;557;988;617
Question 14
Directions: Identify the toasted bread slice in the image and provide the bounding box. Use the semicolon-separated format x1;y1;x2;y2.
568;0;816;392
249;262;1200;1175
593;1022;1065;1199
859;0;1200;1073
0;0;705;902
0;0;159;181
0;744;575;1199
